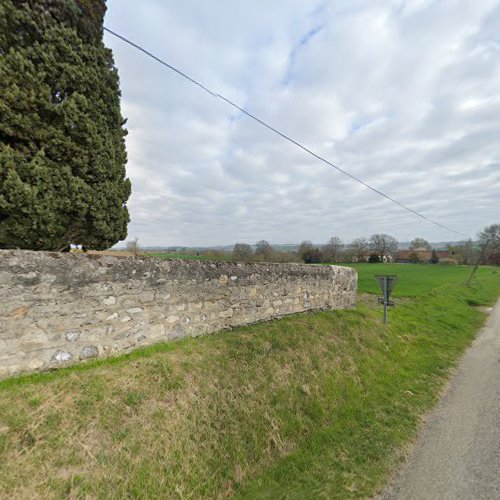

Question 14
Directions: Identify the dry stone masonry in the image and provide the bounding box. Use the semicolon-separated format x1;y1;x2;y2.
0;250;357;378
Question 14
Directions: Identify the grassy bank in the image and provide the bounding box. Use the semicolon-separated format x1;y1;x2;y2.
0;267;498;498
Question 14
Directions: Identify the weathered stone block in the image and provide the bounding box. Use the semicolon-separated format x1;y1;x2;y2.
139;291;155;303
51;351;72;363
65;331;80;342
80;345;99;360
188;302;203;312
127;307;143;314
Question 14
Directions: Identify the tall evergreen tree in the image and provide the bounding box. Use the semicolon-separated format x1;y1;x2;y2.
0;0;131;250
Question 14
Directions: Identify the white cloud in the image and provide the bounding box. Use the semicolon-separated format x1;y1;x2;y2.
105;0;500;246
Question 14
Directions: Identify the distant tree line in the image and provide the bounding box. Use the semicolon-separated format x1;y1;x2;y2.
228;225;500;266
229;234;401;264
128;224;499;266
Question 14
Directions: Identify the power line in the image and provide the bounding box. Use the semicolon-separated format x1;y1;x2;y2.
104;26;467;238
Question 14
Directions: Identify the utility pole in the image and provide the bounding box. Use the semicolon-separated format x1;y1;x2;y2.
467;238;489;286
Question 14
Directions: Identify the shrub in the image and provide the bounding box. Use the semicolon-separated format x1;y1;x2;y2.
408;252;421;263
430;249;439;264
438;258;458;266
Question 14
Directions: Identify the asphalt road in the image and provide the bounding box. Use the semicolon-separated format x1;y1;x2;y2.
380;299;500;500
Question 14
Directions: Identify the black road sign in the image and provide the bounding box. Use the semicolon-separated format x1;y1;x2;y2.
375;275;399;298
374;275;399;324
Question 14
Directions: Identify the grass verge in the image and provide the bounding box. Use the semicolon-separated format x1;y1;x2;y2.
0;269;499;498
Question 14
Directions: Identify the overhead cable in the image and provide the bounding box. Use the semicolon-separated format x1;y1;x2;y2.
104;27;467;237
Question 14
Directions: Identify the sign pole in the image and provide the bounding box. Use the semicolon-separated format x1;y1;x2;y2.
375;275;398;324
383;276;388;324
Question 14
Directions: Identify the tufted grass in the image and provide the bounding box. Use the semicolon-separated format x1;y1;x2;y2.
0;266;499;498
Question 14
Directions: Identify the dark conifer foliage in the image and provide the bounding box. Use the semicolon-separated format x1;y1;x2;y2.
0;0;131;250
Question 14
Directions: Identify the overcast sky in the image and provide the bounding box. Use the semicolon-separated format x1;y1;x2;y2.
104;0;500;247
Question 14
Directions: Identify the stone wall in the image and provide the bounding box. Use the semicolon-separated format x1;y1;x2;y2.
0;250;357;378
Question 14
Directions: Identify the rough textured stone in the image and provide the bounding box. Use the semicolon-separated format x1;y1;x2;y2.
139;292;155;303
0;250;357;378
80;345;99;360
51;351;72;363
65;331;80;342
127;307;143;314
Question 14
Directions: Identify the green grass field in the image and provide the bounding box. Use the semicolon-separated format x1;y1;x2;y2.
343;263;479;297
0;265;499;498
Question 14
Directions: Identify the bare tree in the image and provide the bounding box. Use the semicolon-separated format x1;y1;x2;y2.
323;236;343;262
369;233;398;260
255;240;273;261
449;239;478;265
349;237;369;261
298;240;322;263
298;240;314;261
232;243;253;262
126;237;141;256
430;249;439;264
409;237;431;250
479;224;500;251
468;224;500;284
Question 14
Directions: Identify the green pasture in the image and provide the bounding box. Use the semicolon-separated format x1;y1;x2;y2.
343;263;484;297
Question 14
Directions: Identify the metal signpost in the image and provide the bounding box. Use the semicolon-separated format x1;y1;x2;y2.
375;275;398;324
